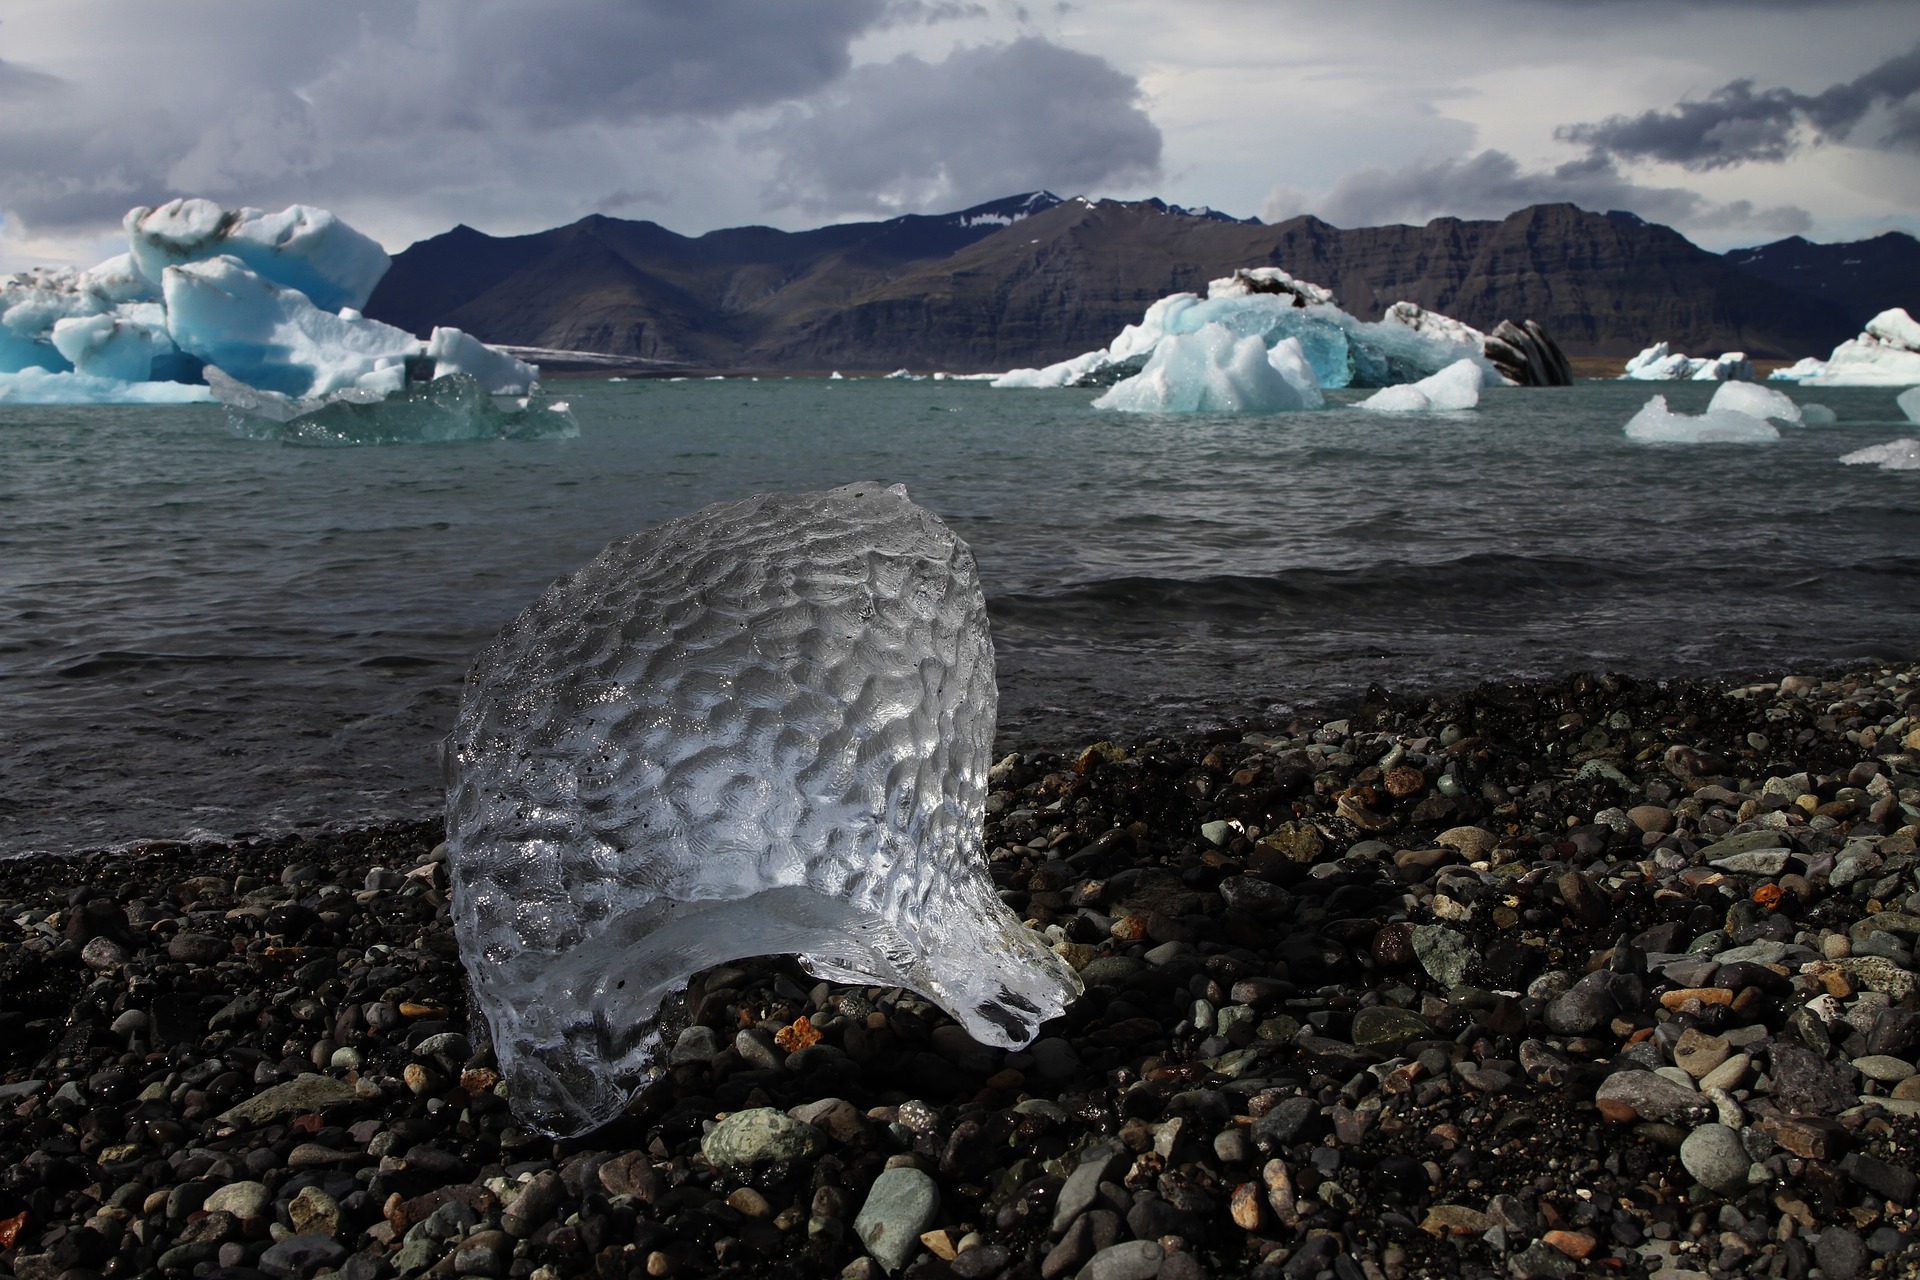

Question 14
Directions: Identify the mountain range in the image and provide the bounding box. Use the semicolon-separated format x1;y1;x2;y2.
363;194;1919;372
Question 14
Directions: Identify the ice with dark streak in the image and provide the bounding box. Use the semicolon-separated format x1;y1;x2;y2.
445;481;1082;1136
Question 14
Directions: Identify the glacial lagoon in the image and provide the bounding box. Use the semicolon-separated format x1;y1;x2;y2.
2;375;1918;856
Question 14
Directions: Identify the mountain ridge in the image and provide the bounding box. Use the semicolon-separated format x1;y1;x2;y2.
363;196;1915;371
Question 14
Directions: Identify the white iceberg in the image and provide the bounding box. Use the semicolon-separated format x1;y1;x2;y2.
446;482;1080;1136
0;366;213;404
0;199;541;416
125;198;389;313
1839;439;1920;470
996;266;1499;398
1621;343;1754;382
1623;394;1780;443
1770;308;1920;386
1093;327;1322;413
1706;380;1802;424
1358;358;1484;413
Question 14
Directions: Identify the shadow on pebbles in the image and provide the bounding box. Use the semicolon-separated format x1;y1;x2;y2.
4;665;1920;1280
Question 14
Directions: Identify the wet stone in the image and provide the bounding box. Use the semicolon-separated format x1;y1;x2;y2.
854;1166;941;1274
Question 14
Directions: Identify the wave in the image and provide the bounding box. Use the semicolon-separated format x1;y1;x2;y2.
989;552;1920;629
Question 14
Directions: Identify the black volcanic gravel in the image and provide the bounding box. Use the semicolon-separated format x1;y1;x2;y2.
3;664;1920;1280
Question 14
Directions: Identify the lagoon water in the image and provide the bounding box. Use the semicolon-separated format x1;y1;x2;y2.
3;377;1919;856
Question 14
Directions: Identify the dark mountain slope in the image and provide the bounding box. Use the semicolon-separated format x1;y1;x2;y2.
1723;231;1920;329
365;196;1868;370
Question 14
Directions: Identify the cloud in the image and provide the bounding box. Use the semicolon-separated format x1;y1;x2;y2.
0;0;892;235
1263;149;1811;236
756;36;1161;215
1559;41;1920;169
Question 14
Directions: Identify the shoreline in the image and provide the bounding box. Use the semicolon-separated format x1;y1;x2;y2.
2;661;1918;1280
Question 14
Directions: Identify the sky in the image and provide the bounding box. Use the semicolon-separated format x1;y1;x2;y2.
1;0;1917;272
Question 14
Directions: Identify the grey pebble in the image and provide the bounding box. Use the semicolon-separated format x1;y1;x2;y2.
1679;1123;1750;1193
853;1166;941;1274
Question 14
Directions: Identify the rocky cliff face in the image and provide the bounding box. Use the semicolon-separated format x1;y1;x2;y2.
365;197;1872;371
1723;231;1920;330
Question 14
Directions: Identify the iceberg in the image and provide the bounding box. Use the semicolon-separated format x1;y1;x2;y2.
1801;403;1838;426
1093;327;1322;413
1706;380;1802;424
0;366;212;405
995;266;1503;397
0;199;539;417
1770;308;1920;386
1623;394;1779;443
1621;343;1754;382
1358;358;1485;413
124;198;389;313
446;482;1080;1136
211;368;576;446
1839;438;1920;470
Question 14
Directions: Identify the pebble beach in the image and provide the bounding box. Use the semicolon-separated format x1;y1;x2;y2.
3;663;1919;1280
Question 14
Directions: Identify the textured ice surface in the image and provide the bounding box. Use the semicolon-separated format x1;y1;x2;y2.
446;482;1082;1136
995;268;1494;394
213;368;576;446
1093;326;1321;412
1624;394;1779;443
50;304;180;382
1773;309;1920;386
125;199;390;312
1358;358;1484;413
1839;438;1920;470
1621;343;1753;382
1707;380;1801;424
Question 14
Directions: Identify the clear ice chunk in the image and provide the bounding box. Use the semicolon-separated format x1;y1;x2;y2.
1839;438;1920;470
1707;380;1801;424
1623;394;1779;444
444;482;1082;1136
211;367;578;446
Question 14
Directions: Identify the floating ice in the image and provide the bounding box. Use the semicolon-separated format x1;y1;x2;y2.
1707;380;1801;424
1771;309;1920;386
0;199;539;414
1899;386;1920;424
162;256;422;399
1801;404;1838;426
212;368;576;447
1621;343;1754;382
1624;394;1779;443
1094;326;1322;413
996;267;1498;397
445;482;1081;1136
1358;358;1484;413
0;367;212;404
1839;439;1920;470
125;199;390;313
424;326;539;394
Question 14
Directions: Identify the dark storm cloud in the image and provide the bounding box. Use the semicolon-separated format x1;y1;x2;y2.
757;37;1161;215
1266;149;1811;235
1559;42;1920;169
0;0;891;232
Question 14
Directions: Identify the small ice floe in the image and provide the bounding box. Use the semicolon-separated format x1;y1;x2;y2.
1771;308;1920;386
1357;358;1484;413
1622;343;1753;382
1839;439;1920;470
1092;325;1321;413
1898;386;1920;423
1624;394;1779;443
1707;380;1801;424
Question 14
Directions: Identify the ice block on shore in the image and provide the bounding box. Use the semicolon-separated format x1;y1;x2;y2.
444;482;1081;1135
